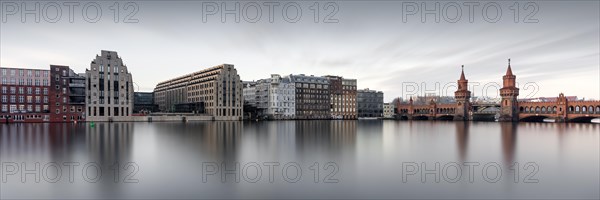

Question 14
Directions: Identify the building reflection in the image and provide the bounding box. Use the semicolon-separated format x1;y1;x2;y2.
294;120;358;156
454;121;469;162
151;121;243;162
0;123;88;162
500;122;517;165
85;123;134;164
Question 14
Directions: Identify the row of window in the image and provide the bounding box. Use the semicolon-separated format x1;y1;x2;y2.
88;106;128;117
1;95;48;103
1;86;48;95
1;78;49;86
1;69;48;77
1;104;50;113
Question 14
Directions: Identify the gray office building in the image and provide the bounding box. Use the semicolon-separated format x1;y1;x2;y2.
357;88;384;118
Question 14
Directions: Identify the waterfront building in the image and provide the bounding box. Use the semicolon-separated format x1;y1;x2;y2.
242;81;257;106
252;74;295;119
0;67;51;122
325;76;357;119
153;64;243;121
85;50;134;122
357;88;384;118
287;74;330;119
383;103;396;118
50;65;86;122
133;92;157;114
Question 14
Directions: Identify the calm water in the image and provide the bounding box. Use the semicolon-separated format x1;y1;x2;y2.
1;121;598;199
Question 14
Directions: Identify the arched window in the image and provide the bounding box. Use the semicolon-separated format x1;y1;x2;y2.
541;107;546;112
553;106;557;112
535;107;540;112
525;107;529;112
569;106;574;112
582;106;587;113
575;106;580;112
596;106;600;113
589;106;593;113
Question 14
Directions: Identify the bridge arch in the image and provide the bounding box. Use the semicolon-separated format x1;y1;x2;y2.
519;115;553;122
436;115;454;120
569;116;599;123
412;115;429;120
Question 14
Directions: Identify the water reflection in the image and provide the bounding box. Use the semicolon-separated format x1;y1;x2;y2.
0;121;598;199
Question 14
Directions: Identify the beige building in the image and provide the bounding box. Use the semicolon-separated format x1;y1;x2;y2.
153;64;242;121
383;103;396;118
85;50;134;122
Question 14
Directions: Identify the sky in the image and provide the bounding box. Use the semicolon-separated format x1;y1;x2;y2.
1;1;598;102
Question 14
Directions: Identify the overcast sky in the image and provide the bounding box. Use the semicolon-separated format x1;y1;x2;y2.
1;1;598;102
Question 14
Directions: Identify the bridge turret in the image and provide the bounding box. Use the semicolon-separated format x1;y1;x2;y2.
454;65;471;121
499;58;520;122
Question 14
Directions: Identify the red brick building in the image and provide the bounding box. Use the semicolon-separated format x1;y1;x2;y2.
0;67;51;122
50;65;86;122
1;66;86;123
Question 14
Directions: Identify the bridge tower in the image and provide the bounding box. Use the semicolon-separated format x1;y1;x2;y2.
454;65;471;121
556;93;568;122
499;59;520;122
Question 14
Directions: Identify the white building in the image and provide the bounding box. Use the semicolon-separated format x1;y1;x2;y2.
247;74;295;119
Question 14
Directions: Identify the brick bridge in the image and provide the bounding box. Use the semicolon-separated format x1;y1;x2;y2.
397;59;600;123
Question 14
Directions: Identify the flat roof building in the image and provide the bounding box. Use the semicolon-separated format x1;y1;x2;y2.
153;64;242;121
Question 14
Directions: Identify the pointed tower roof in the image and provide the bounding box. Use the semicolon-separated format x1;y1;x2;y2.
506;58;513;76
459;65;466;80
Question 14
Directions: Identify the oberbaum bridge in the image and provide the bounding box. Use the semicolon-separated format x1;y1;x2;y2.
396;59;600;123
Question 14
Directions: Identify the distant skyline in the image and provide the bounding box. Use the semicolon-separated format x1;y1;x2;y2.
1;1;598;102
